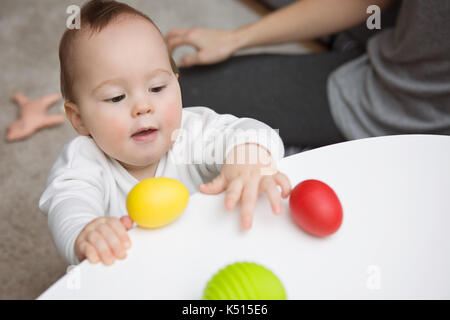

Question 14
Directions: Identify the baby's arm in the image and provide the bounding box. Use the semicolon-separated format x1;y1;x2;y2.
75;216;133;265
39;137;133;265
182;107;284;177
41;183;133;265
183;107;290;228
42;191;133;266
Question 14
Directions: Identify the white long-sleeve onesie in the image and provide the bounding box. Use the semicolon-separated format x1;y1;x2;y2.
39;107;284;265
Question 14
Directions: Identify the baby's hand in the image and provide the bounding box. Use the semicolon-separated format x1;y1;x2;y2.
75;216;133;265
199;143;291;229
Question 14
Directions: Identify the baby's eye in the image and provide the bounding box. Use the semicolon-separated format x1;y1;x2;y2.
150;86;166;93
105;94;125;103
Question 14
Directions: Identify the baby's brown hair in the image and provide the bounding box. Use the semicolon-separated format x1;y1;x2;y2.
59;0;178;103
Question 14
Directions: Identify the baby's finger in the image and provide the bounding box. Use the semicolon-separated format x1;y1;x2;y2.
274;172;292;198
79;241;100;264
240;175;260;229
98;224;126;260
86;230;115;265
120;215;134;231
108;218;131;249
225;178;244;210
199;172;227;194
260;177;282;215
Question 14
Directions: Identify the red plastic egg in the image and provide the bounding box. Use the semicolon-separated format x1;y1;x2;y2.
289;179;343;237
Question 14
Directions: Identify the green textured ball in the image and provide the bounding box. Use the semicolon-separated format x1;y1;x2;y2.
203;262;287;300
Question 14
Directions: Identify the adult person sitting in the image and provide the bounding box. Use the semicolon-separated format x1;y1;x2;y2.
166;0;450;153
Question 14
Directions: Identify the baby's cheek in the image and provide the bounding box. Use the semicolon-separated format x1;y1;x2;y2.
162;103;182;143
93;115;129;154
103;116;128;139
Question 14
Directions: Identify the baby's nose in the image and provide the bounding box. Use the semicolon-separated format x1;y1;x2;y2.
138;107;152;115
134;102;154;116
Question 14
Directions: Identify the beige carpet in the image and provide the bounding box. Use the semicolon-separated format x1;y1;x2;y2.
0;0;309;299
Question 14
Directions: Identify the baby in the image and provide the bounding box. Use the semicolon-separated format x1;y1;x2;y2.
39;0;291;266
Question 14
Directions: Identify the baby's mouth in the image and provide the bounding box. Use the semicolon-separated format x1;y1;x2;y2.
131;127;158;137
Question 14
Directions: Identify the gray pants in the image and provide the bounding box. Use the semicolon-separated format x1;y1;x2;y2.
179;48;363;150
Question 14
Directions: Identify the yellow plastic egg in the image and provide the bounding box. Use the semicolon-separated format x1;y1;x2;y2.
126;177;189;228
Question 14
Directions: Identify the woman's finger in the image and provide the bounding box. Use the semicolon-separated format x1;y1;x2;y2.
167;34;197;53
165;28;188;38
179;53;202;67
164;28;187;44
165;28;202;52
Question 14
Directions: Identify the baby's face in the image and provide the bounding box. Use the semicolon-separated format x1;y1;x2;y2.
71;16;182;172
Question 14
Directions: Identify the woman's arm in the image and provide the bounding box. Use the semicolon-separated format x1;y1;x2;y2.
235;0;396;49
166;0;396;67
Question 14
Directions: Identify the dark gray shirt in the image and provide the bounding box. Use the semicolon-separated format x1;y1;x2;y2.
328;0;450;139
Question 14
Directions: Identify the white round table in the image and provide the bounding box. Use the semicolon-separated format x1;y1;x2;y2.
38;135;450;299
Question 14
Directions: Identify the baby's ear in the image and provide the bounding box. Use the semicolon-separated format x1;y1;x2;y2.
175;73;179;79
64;101;90;136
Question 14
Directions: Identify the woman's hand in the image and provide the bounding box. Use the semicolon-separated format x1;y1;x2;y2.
75;216;133;265
166;0;397;68
165;28;240;67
